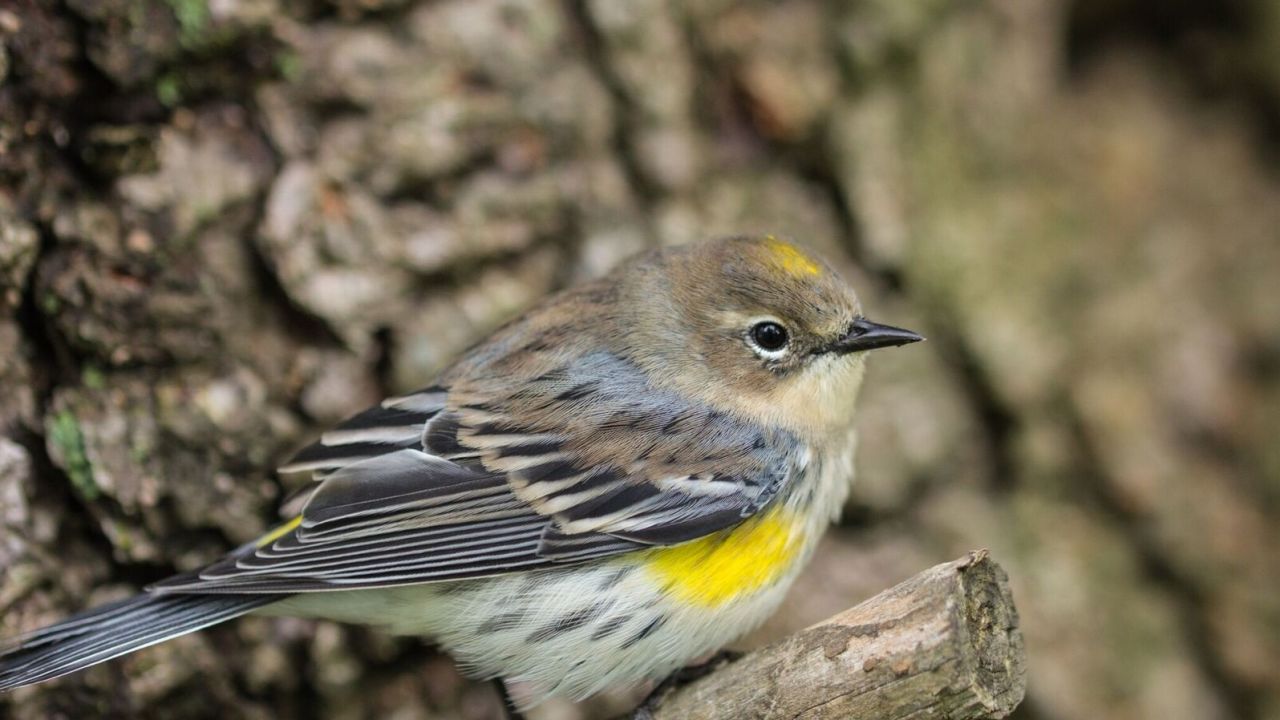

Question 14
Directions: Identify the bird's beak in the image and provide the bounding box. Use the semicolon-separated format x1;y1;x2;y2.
832;317;924;353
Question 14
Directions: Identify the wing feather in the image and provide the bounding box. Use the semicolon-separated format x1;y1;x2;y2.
277;386;447;474
156;352;799;595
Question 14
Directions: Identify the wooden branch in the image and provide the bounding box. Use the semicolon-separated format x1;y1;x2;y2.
639;551;1026;720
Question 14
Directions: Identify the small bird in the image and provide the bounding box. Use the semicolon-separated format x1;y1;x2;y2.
0;236;921;710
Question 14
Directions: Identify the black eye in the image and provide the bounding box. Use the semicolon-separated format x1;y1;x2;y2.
750;321;789;352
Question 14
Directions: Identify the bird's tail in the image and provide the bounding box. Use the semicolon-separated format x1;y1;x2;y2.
0;592;276;691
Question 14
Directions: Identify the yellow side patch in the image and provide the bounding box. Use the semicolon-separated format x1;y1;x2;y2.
256;515;302;548
644;509;802;608
764;237;821;277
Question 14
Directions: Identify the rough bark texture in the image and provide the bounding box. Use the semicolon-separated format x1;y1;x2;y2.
2;0;1280;719
642;552;1025;720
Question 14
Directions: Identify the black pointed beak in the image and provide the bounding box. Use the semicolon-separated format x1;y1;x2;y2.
833;317;925;353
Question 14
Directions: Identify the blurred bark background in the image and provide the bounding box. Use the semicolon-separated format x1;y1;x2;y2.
1;0;1278;718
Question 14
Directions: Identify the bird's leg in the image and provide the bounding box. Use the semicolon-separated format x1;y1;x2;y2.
630;649;743;719
493;678;526;720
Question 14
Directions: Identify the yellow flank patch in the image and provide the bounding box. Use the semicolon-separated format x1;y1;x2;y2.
764;237;821;277
256;515;302;548
645;509;802;608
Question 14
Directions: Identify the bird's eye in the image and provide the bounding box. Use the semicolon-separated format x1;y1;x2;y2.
749;321;789;352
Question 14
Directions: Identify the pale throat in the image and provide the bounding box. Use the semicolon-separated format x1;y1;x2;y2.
734;354;867;440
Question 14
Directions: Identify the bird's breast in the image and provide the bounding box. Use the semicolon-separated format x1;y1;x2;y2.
640;506;807;608
639;439;852;608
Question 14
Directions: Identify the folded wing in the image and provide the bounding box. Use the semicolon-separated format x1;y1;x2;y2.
154;352;797;594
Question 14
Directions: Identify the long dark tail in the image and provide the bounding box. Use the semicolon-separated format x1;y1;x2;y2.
0;593;277;691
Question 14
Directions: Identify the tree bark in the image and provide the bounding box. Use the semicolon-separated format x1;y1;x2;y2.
638;552;1025;720
4;1;1278;717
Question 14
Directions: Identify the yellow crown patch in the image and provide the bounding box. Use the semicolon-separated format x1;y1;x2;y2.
764;237;821;278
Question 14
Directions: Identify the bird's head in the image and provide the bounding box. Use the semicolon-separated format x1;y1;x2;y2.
622;236;923;436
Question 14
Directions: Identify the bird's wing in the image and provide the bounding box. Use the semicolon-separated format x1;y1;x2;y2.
152;351;797;594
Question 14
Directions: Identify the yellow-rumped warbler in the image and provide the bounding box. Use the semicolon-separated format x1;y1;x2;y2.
0;236;921;708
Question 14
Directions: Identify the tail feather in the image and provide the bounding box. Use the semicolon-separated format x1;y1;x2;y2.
0;593;277;691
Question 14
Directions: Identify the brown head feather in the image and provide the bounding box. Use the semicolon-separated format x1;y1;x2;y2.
445;236;869;437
